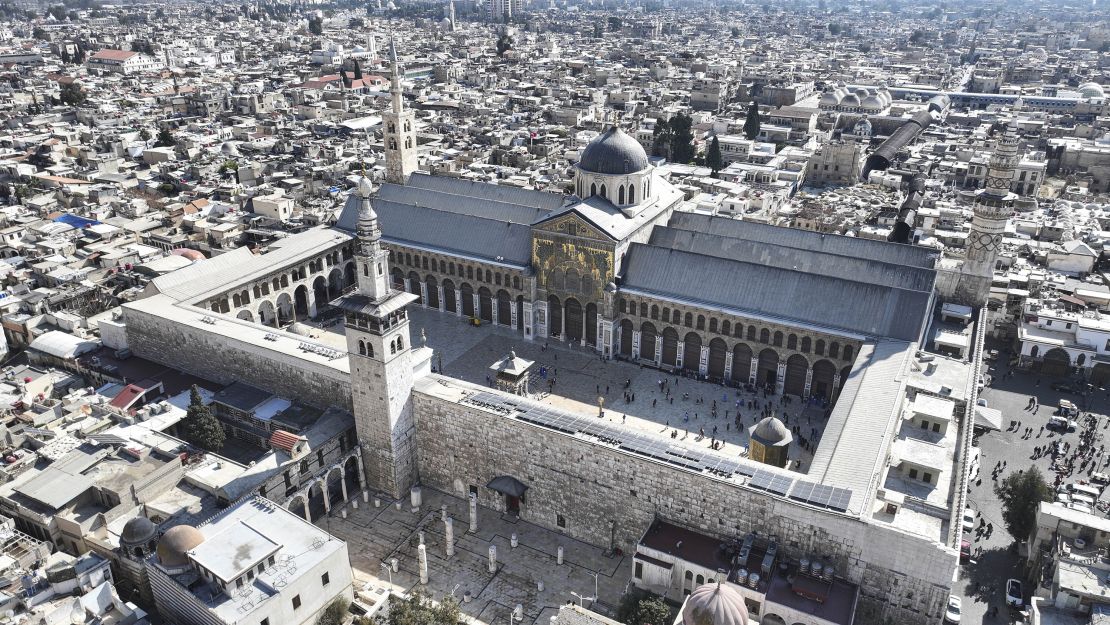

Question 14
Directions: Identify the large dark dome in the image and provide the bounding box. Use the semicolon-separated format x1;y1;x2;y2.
578;127;650;175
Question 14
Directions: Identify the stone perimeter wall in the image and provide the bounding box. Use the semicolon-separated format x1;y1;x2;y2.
124;305;353;411
412;386;958;625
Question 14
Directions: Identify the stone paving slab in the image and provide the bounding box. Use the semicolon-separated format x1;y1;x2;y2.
329;488;631;625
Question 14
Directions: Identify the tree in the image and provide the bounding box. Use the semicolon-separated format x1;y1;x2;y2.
182;385;225;452
994;468;1051;543
743;101;761;141
139;128;151;141
607;16;621;32
59;82;85;106
669;113;695;164
317;598;349;625
308;15;323;35
32;26;48;41
909;29;929;45
593;22;603;38
624;597;670;625
349;16;364;28
495;32;514;57
353;59;362;80
827;22;841;36
372;590;460;625
706;135;723;176
730;26;740;37
651;118;673;159
155;128;176;147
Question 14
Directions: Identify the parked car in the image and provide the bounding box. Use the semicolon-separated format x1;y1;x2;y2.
985;349;1000;362
962;508;977;533
1058;399;1079;417
959;540;971;564
1048;416;1078;432
1053;382;1079;394
944;595;962;624
1006;579;1023;607
1092;472;1110;485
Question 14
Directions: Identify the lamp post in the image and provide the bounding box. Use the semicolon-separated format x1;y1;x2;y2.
570;591;594;608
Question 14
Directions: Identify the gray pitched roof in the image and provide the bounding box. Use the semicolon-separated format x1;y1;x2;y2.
667;212;938;269
620;243;931;341
405;173;566;213
371;198;534;266
648;226;937;293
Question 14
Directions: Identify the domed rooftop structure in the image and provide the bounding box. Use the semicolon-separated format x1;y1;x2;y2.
681;582;749;625
219;141;241;157
861;95;883;110
854;88;870;99
157;525;205;568
578;127;650;175
750;415;792;447
840;93;861;107
1079;82;1105;100
852;117;873;136
819;91;841;107
120;516;157;546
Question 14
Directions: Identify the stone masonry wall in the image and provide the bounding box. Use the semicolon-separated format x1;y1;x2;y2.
413;386;958;625
124;305;352;411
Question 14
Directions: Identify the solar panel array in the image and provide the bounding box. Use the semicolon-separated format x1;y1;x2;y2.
464;391;850;512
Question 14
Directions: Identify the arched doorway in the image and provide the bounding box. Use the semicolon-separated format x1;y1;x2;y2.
1041;347;1071;377
662;327;679;367
276;292;294;325
236;309;254;322
641;322;658;361
564;298;584;342
343;262;355;288
732;343;753;384
708;338;727;381
585;303;598;348
619;319;634;357
294;285;309;318
391;267;405;291
313;276;328;311
308;481;327;522
443;279;457;313
811;360;836;400
426;276;440;309
497;290;512;326
258;300;276;327
288;495;308;521
408;271;423;305
478;287;493;322
461;283;475;317
328;268;344;299
547;295;562;338
783;354;809;397
343;456;361;498
757;348;779;387
683;332;701;373
326;467;345;508
762;615;786;625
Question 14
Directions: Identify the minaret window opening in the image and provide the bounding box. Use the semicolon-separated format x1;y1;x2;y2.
590;182;597;196
390;342;396;355
618;186;625;204
629;184;635;203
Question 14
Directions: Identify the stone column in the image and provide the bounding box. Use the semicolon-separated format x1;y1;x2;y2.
445;517;455;557
655;335;663;365
306;289;317;319
404;278;412;295
833;372;841;393
724;352;734;381
472;293;480;319
468;493;478;532
511;302;518;330
535;301;548;338
632;330;641;359
522;301;533;339
803;368;813;398
419;281;429;308
560;307;566;341
775;362;787;395
437;285;446;311
676;341;685;368
340;472;349;502
455;289;463;316
302;499;311;521
488;545;497;573
699;345;709;377
599;319;613;356
749;357;758;385
418;544;428;584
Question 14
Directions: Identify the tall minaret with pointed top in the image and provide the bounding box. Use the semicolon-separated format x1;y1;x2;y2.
382;37;418;185
333;177;419;499
448;0;456;30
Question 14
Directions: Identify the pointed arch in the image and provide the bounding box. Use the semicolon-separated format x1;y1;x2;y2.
628;183;636;203
618;185;625;204
600;184;607;199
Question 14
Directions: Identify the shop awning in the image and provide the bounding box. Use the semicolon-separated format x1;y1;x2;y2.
487;475;528;497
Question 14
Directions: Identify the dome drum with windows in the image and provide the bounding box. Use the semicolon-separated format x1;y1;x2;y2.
574;126;655;211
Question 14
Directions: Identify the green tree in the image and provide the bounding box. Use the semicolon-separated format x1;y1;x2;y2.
317;597;349;625
139;127;151;141
32;26;48;40
373;590;460;625
353;59;362;80
495;32;514;56
155;127;176;147
730;26;740;37
308;15;323;35
593;22;603;38
994;468;1052;542
625;597;670;625
182;385;225;452
827;22;841;36
349;16;364;28
607;16;621;31
59;82;85;106
0;183;10;202
743;101;761;140
651;118;673;159
909;29;929;45
669;113;695;164
706;135;723;176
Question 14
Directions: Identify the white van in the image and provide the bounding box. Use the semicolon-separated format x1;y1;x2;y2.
1069;483;1101;499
